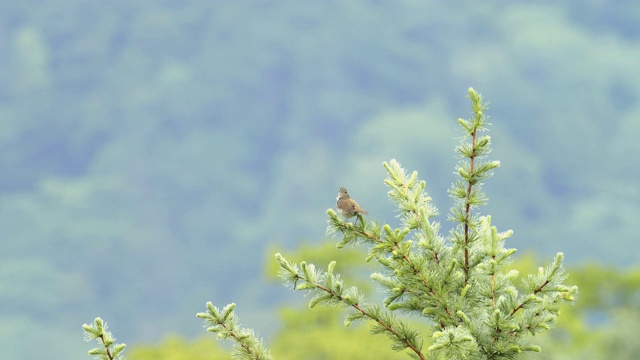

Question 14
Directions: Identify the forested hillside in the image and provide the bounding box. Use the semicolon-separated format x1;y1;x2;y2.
1;1;638;359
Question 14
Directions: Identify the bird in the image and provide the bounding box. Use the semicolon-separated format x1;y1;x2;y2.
336;187;368;222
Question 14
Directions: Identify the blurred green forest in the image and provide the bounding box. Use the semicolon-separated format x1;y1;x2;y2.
0;1;639;359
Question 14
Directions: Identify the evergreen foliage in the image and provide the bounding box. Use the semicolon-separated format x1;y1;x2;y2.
196;303;272;360
200;88;578;359
82;317;127;360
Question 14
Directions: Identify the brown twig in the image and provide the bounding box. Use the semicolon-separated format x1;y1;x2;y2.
349;221;451;319
491;256;496;306
99;333;114;360
463;127;477;286
509;279;550;317
311;282;426;360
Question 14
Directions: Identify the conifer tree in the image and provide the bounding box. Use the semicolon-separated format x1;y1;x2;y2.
84;88;577;359
269;88;577;359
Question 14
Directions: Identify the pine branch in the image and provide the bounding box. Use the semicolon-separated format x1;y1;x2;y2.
509;252;578;319
276;253;426;359
197;302;272;360
82;317;126;360
448;88;499;286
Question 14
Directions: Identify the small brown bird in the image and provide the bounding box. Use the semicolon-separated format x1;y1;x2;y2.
336;187;368;221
